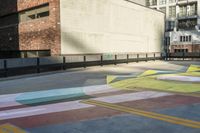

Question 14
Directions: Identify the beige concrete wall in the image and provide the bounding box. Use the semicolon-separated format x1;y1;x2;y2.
60;0;164;55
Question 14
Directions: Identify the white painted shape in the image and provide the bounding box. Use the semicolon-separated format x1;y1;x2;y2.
0;91;173;120
0;101;93;120
0;85;117;109
83;85;117;95
157;75;200;82
94;91;173;103
0;93;22;108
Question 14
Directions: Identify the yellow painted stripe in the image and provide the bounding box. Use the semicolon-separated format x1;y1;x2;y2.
0;123;27;133
82;100;200;129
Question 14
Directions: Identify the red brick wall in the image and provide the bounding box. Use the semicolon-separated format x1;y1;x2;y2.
0;0;61;56
170;44;200;53
18;0;61;55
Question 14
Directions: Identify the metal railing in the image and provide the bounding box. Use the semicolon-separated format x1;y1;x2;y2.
165;52;200;60
0;52;162;78
1;52;199;78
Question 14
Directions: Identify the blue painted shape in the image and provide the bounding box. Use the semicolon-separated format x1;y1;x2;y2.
27;114;200;133
16;88;85;105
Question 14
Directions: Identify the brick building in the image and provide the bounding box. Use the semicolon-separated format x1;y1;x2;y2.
0;0;60;58
0;0;164;58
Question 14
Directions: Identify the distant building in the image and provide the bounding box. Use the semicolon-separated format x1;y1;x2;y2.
146;0;200;53
0;0;164;58
128;0;146;5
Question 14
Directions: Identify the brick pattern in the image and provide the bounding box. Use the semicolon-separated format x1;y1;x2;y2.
171;44;200;53
0;0;61;56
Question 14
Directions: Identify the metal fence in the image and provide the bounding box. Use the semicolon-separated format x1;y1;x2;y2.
165;52;200;60
0;53;162;78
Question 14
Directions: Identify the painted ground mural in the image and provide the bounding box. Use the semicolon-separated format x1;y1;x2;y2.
0;63;199;133
107;65;200;95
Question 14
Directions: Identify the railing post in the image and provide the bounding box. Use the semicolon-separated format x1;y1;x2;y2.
4;60;8;77
127;54;129;64
146;53;148;62
137;54;139;63
84;55;86;68
101;55;103;66
115;55;117;65
161;53;163;60
183;52;185;61
63;56;66;70
36;57;40;73
154;53;156;61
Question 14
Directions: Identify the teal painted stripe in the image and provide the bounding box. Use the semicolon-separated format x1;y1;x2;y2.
16;88;85;105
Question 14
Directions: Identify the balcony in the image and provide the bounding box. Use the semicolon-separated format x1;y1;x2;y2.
178;12;198;20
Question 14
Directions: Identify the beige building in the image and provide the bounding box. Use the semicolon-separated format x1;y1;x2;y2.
60;0;165;55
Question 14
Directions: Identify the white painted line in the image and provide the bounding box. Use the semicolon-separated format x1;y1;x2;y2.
157;75;200;82
0;91;173;120
94;91;173;103
0;85;117;109
0;101;94;120
0;93;22;108
83;85;117;95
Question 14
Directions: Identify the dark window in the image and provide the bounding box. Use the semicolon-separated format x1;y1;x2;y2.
186;36;188;42
37;11;49;18
166;21;175;31
19;4;49;22
28;14;36;20
189;35;192;42
183;36;186;42
180;36;183;42
178;18;197;30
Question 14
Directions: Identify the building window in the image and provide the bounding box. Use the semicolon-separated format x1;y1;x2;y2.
178;18;197;30
166;21;175;31
186;36;188;42
188;3;197;16
189;35;192;41
159;0;166;5
180;35;192;42
179;5;187;17
19;4;49;22
183;36;186;42
169;6;176;18
169;0;176;3
159;7;166;13
146;0;157;6
174;49;188;53
180;36;183;42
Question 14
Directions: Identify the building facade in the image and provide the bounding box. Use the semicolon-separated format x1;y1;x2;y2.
0;0;61;58
0;0;164;58
128;0;146;5
146;0;200;53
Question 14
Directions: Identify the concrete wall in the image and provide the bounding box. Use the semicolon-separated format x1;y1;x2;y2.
60;0;164;55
